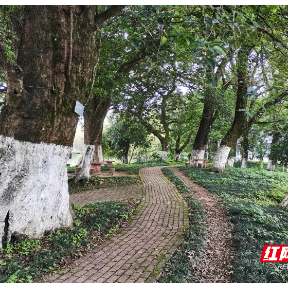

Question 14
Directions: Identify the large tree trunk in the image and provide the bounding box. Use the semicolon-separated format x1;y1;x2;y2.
190;95;217;165
0;5;123;247
212;47;251;172
93;131;104;163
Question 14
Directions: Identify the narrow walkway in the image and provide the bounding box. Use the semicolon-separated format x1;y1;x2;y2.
171;168;235;283
44;167;189;283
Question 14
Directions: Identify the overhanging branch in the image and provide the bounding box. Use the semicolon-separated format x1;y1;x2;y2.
94;5;126;27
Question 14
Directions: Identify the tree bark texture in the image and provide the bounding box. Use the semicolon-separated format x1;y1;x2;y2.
191;95;217;164
0;5;124;246
212;47;251;171
93;129;104;163
0;6;98;145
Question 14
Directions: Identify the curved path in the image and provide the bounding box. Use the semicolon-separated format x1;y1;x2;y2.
44;166;189;283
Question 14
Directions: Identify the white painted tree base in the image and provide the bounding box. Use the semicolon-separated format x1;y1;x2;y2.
74;145;95;182
226;157;235;168
97;145;104;163
241;158;248;168
0;136;73;248
174;153;181;162
161;151;168;162
267;160;276;171
280;194;288;207
190;149;205;165
211;145;231;171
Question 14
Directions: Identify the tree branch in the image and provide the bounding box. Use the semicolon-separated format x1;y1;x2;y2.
179;131;193;152
249;91;288;127
258;27;288;51
94;5;126;27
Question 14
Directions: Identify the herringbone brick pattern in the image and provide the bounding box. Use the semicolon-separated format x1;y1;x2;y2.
43;167;189;283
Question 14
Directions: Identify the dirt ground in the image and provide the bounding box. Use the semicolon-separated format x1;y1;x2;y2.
171;168;236;283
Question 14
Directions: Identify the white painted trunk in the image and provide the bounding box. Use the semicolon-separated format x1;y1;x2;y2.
280;194;288;208
74;145;95;182
190;149;205;165
174;153;181;162
161;151;168;162
286;165;288;173
226;157;235;168
97;144;104;163
211;145;231;171
241;158;248;168
261;160;264;169
267;160;276;171
0;136;73;248
75;154;83;167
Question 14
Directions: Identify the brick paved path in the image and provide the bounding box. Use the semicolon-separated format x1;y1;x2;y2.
44;166;189;283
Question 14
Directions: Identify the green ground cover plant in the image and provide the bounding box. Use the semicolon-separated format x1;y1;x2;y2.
69;175;142;194
158;168;207;283
178;166;288;283
0;201;137;283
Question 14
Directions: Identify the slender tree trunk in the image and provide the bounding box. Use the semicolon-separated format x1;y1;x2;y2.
174;134;181;162
241;132;249;168
267;132;280;172
74;93;111;182
161;141;168;162
0;5;124;247
174;131;192;162
226;141;237;168
123;144;130;164
174;152;181;162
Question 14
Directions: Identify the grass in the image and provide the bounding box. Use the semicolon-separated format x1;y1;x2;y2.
0;200;139;283
178;166;288;283
158;168;207;283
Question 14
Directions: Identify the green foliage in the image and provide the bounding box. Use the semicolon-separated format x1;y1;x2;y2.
0;201;134;283
0;6;23;63
104;117;150;162
161;167;190;194
179;166;288;283
69;175;142;194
